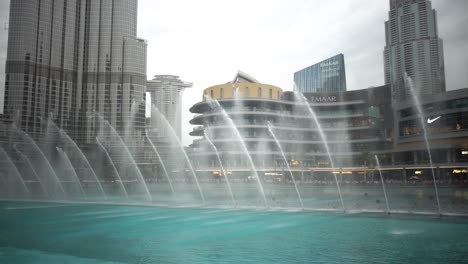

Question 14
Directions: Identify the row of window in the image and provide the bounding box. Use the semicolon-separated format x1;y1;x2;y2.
206;86;280;99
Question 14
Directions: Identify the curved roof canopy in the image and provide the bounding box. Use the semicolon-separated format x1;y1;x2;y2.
232;70;260;83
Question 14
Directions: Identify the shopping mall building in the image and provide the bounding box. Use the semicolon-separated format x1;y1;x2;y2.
189;72;468;183
379;88;468;183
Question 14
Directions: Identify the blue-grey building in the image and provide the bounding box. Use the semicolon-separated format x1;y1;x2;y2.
294;54;347;93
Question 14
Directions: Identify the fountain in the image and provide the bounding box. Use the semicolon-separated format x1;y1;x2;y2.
15;149;49;197
144;131;175;194
0;93;459;217
124;100;140;144
204;97;269;208
0;147;29;195
405;74;441;214
293;90;345;212
151;105;205;205
95;137;129;198
13;125;66;198
58;128;107;200
0;83;460;215
0;90;460;215
56;147;87;198
204;128;236;207
267;122;304;209
374;155;390;213
96;115;153;202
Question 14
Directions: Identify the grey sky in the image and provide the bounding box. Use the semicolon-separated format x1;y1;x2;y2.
0;0;466;146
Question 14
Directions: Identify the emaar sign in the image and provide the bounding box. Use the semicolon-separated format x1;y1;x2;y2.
309;96;338;103
320;61;340;77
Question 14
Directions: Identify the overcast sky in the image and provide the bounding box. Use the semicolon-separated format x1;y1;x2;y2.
137;0;468;146
0;0;467;146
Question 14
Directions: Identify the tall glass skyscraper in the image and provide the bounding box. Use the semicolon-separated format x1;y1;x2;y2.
384;0;446;101
4;0;147;143
294;54;347;93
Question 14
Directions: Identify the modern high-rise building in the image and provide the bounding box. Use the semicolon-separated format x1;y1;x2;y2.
0;1;10;114
3;0;147;142
384;0;446;101
147;75;192;139
294;54;347;93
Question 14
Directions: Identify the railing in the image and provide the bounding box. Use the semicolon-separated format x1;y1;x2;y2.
192;108;366;120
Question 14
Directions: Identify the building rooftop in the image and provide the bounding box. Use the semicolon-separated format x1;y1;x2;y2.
231;70;260;83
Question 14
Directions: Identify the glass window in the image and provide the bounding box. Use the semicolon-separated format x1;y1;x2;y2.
258;87;262;97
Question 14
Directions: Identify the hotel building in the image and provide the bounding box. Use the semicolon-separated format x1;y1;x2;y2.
147;75;192;139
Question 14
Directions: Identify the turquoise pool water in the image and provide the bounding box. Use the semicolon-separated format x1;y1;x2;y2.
1;201;467;263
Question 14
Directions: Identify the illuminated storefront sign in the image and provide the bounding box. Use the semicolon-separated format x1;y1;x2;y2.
453;169;468;174
461;151;468;155
265;172;283;176
332;171;353;175
290;160;300;166
212;171;232;175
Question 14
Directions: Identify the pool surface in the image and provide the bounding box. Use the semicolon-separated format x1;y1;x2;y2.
1;201;468;263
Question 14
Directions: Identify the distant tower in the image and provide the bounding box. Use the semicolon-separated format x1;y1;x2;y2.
294;54;347;93
384;0;446;101
147;75;192;139
4;0;147;142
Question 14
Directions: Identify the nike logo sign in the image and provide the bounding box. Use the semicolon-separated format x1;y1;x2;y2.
427;116;441;124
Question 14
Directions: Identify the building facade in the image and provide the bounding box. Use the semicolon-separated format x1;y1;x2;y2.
147;75;192;139
384;0;446;101
189;72;283;179
297;85;394;168
0;1;9;114
189;71;468;185
294;54;347;93
189;72;392;181
378;88;468;181
3;0;146;143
